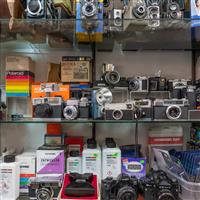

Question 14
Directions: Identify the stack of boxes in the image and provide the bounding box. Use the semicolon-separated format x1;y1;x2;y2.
5;56;35;97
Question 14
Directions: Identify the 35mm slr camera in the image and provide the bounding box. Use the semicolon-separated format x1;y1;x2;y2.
28;176;62;200
140;170;179;200
102;173;138;200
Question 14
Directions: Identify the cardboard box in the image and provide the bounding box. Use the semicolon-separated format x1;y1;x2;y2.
16;153;36;194
37;146;65;175
6;56;35;72
31;83;70;101
122;157;146;179
61;57;92;83
6;71;34;97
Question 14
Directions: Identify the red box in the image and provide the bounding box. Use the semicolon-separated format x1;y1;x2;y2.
60;174;98;200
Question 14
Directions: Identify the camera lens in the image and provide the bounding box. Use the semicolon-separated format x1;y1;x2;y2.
132;5;147;19
112;110;123;120
105;71;120;85
117;186;137;200
166;105;182;120
36;188;52;200
63;106;78;120
158;190;175;200
82;2;97;17
27;0;42;14
86;4;93;13
34;103;53;118
129;79;140;91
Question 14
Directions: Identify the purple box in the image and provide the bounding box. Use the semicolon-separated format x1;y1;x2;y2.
122;157;146;179
37;146;65;175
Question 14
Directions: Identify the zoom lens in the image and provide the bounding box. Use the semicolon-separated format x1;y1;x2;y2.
166;105;182;120
105;71;121;85
129;79;140;91
36;188;52;200
112;110;123;120
117;186;137;200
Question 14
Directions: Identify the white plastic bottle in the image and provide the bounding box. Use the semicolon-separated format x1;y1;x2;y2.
0;155;20;200
82;139;101;181
67;150;82;174
102;138;121;179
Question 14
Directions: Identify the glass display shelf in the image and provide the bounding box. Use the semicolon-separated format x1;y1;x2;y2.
0;18;200;51
0;118;200;124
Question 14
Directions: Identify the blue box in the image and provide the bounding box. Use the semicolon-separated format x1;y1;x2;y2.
122;157;146;179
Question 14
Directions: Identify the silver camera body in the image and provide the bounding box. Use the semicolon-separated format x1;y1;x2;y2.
153;98;189;120
124;0;148;30
63;99;79;120
104;102;135;120
128;76;149;92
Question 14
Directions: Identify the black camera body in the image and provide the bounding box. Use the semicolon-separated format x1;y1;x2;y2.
149;77;167;91
32;97;63;119
65;173;95;197
28;176;62;200
102;173;138;200
140;170;179;200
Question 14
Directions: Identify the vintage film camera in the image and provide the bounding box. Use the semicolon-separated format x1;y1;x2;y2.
65;173;95;197
163;0;184;19
123;0;148;30
140;170;179;200
76;0;104;42
25;0;58;19
168;79;192;99
32;97;63;119
102;173;138;200
91;88;112;119
104;102;135;120
133;99;153;119
94;64;128;88
128;76;149;92
63;97;90;120
153;98;189;120
149;76;167;91
28;176;62;200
